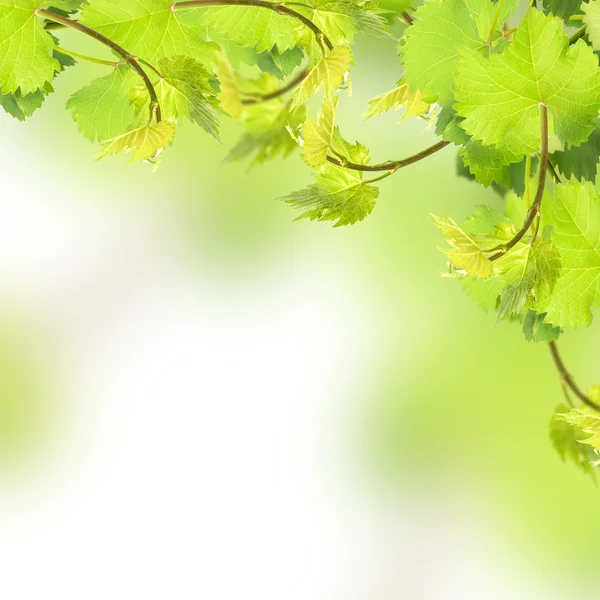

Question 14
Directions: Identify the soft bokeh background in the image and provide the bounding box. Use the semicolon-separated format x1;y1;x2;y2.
0;18;598;599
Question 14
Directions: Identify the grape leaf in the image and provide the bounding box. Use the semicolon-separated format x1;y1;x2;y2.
226;100;305;166
401;0;517;107
550;404;599;477
131;56;220;139
559;409;600;452
291;45;352;108
0;86;48;121
47;0;86;12
551;128;600;182
97;122;175;166
584;0;600;50
522;310;561;342
454;9;600;161
195;3;296;52
0;0;61;95
495;238;561;320
216;54;242;118
461;276;503;311
299;0;390;45
67;64;136;143
545;0;586;21
303;93;338;168
538;181;600;328
362;78;431;122
80;0;218;66
282;151;378;226
432;215;494;279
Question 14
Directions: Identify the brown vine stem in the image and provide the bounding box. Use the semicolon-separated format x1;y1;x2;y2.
549;341;600;412
241;69;309;105
489;104;548;261
402;11;414;26
326;140;451;173
38;8;162;123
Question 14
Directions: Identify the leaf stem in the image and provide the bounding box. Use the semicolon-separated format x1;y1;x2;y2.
402;11;414;26
569;26;587;45
486;0;505;45
549;341;600;412
54;45;120;68
173;0;334;50
38;8;162;123
326;140;451;173
489;104;548;261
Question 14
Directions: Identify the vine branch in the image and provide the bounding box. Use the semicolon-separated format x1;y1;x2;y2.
326;140;451;173
549;341;600;412
38;8;162;123
489;103;548;261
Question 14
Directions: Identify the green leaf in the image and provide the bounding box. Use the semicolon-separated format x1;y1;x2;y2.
291;45;352;108
299;0;390;45
401;0;516;107
96;122;175;166
522;310;561;342
551;128;600;182
0;0;61;95
226;100;305;165
131;56;220;139
454;9;600;161
195;3;296;52
432;215;494;279
538;181;600;328
461;276;503;312
282;160;379;227
495;238;561;320
67;65;136;143
0;87;46;121
303;93;338;168
544;0;586;21
362;78;431;121
559;409;600;452
584;0;600;50
550;404;599;477
79;0;218;66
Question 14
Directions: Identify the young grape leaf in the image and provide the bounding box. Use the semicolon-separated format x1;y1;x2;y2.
495;238;561;320
551;128;600;182
291;46;352;108
401;0;517;107
454;9;600;160
227;100;305;166
538;181;600;328
131;56;220;140
432;215;494;279
550;404;599;478
216;54;242;118
303;93;338;168
362;79;431;122
282;158;378;227
559;409;600;452
461;276;503;312
0;0;61;95
97;122;175;166
0;86;48;121
522;310;561;342
79;0;218;66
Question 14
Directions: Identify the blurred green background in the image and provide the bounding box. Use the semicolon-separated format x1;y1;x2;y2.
2;18;599;588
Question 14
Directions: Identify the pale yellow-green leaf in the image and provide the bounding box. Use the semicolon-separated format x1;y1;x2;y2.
303;93;338;168
96;122;175;166
291;46;352;108
216;54;242;117
363;80;431;122
432;215;494;279
559;409;600;452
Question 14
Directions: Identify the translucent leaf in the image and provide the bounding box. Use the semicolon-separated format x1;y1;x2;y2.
303;93;338;168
